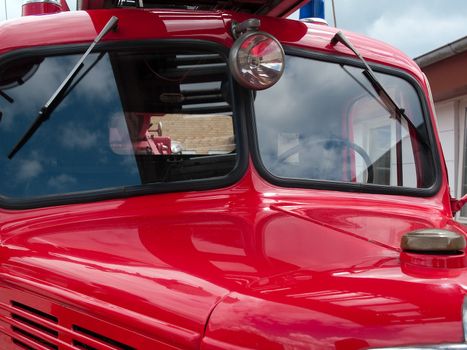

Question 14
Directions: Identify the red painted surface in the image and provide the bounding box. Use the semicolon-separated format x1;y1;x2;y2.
0;7;464;350
76;0;307;18
60;0;70;12
0;164;464;348
0;9;422;75
22;2;62;16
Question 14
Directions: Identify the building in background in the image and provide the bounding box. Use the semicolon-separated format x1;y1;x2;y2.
415;36;467;221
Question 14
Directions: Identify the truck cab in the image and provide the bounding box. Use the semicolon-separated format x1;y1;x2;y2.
0;1;466;349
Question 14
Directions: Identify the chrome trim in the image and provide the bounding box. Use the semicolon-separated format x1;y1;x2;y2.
228;31;285;90
300;17;328;25
401;229;466;252
22;0;60;5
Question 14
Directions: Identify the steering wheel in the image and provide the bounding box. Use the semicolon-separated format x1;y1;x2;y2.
272;137;374;184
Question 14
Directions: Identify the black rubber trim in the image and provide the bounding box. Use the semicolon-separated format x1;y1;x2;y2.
0;40;248;210
248;45;442;197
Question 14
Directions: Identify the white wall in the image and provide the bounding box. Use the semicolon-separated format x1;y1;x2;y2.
435;101;457;197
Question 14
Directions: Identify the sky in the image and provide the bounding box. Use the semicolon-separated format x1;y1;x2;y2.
295;0;467;58
1;0;467;58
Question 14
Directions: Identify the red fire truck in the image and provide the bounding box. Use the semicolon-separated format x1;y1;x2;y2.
0;0;466;349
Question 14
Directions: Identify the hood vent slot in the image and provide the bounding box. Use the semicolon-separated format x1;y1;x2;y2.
6;299;145;349
12;338;35;349
10;301;59;350
73;325;135;350
12;313;58;337
11;301;58;323
73;339;98;350
12;326;58;349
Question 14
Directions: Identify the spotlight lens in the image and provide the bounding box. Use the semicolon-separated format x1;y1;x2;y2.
230;32;285;90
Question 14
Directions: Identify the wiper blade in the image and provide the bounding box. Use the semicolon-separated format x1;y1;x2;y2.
330;31;417;130
0;90;14;104
8;16;118;159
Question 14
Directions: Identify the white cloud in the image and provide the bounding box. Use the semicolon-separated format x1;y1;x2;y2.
47;174;77;191
73;54;116;103
17;159;43;181
61;124;99;150
368;7;467;57
326;0;467;57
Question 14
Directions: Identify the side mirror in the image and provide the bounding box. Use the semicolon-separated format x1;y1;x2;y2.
451;194;467;215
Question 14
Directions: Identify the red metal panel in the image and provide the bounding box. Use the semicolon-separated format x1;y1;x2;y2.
22;2;62;16
0;9;426;80
0;165;462;348
80;0;107;10
76;0;307;17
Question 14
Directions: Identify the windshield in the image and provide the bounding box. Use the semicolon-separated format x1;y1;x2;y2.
253;55;436;189
0;47;237;200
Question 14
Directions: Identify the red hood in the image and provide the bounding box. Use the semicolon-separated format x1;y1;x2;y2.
0;173;465;348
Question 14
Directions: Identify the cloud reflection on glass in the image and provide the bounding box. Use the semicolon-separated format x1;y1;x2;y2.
0;53;140;198
254;55;434;188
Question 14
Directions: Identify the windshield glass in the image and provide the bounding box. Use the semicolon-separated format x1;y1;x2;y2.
253;55;436;189
0;47;236;199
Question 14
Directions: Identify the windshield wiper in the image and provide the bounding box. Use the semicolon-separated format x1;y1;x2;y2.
0;90;14;104
8;16;118;159
330;31;422;137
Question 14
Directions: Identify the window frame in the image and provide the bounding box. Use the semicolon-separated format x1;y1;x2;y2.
0;40;248;209
248;46;442;197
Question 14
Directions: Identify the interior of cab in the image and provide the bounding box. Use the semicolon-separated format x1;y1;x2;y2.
108;49;237;182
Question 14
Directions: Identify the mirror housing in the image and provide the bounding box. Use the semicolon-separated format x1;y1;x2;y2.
451;194;467;215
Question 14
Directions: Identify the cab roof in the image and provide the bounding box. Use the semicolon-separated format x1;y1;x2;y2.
78;0;308;17
0;8;423;82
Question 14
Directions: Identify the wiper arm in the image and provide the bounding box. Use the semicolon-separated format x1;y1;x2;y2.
62;51;106;101
8;16;118;159
0;90;14;104
330;31;419;133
